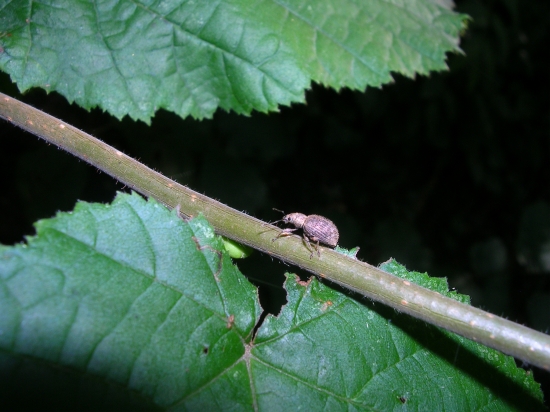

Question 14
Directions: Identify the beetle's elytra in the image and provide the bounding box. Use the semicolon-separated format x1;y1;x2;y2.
273;212;339;257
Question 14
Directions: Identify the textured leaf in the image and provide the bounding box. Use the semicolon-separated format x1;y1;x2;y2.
0;193;543;410
0;192;261;409
252;272;543;411
0;0;468;122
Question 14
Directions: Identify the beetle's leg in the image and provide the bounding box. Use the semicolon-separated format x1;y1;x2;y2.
309;240;320;258
308;235;322;257
301;235;320;259
272;228;298;242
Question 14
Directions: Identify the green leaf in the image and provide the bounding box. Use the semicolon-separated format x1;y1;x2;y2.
334;245;360;258
379;258;471;303
1;193;543;410
0;192;261;409
0;0;468;122
254;275;543;411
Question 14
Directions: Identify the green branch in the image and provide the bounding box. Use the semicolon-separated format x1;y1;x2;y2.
2;91;550;371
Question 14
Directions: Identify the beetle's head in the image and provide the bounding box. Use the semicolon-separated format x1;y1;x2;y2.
283;213;307;228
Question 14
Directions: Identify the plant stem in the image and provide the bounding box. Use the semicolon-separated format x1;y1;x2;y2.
1;91;550;371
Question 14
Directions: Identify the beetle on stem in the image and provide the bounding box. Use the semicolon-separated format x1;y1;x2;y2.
272;212;339;258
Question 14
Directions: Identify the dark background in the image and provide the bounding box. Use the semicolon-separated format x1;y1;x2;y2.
1;0;549;400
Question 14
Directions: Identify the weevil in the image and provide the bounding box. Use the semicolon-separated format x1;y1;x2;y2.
272;212;339;258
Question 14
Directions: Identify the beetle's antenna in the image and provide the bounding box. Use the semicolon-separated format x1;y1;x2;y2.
269;208;286;225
